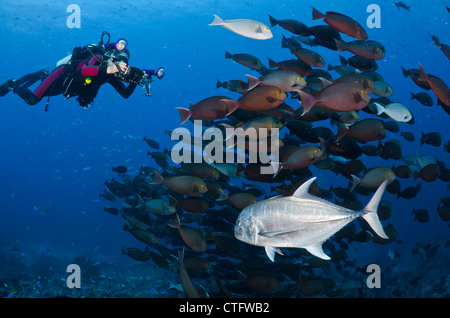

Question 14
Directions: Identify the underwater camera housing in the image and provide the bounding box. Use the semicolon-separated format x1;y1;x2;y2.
115;66;146;85
100;31;165;96
114;66;165;96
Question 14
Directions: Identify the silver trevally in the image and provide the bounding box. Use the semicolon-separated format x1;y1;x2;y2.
234;177;389;261
208;14;273;40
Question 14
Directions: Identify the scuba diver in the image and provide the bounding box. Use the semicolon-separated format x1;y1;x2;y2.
0;31;164;110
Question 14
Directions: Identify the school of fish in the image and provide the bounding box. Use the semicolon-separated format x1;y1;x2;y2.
101;7;450;298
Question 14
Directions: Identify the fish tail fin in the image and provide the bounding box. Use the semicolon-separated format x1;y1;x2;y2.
311;7;325;20
361;179;389;239
169;214;181;230
168;195;178;207
209;14;225;26
339;55;348;66
268;15;278;27
334;39;347;52
176;107;192;125
373;102;385;116
410;92;416;100
220;123;237;142
220;99;240;116
270;161;283;178
420;131;425;146
237;163;246;173
350;174;361;192
216;188;228;201
163;148;171;156
431;35;441;47
298;90;317;115
281;35;291;49
136;194;145;209
336;124;348;142
216;80;224;88
245;74;261;90
225;51;234;59
152;170;164;184
401;67;409;78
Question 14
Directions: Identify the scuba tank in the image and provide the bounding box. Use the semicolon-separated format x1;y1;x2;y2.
56;54;72;67
56;43;99;67
56;32;125;68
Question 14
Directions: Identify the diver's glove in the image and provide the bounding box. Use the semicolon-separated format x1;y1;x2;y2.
107;59;128;74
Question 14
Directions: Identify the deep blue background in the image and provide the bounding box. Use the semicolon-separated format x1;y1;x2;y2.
0;0;448;292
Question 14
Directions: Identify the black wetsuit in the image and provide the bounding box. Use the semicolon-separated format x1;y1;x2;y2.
0;45;136;108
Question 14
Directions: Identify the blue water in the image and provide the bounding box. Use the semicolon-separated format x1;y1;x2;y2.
0;0;448;298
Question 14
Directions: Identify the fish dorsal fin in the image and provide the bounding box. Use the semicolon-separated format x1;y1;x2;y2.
292;177;317;198
265;195;282;201
305;244;330;260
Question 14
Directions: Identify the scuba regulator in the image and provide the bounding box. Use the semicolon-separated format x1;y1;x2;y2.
100;31;165;96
